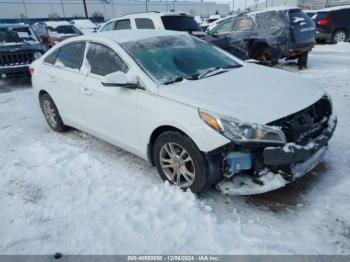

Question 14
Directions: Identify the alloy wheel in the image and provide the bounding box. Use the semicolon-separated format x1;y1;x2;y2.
43;100;57;128
334;31;347;43
159;142;195;188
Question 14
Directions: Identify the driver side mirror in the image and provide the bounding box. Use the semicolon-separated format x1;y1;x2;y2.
101;71;139;89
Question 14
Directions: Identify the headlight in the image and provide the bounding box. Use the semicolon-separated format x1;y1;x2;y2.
34;52;42;60
199;110;286;144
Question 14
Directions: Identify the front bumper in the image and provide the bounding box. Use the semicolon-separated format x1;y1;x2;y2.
215;115;337;195
263;115;337;166
0;65;30;79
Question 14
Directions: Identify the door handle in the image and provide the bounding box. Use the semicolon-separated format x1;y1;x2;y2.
49;76;57;83
81;87;93;96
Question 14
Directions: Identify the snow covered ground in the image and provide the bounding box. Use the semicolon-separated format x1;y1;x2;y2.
0;43;350;255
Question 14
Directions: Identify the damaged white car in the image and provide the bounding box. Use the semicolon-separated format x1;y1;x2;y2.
30;30;337;195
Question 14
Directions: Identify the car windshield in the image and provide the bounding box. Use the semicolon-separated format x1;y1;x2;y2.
12;27;39;42
48;25;82;35
161;16;203;32
0;29;22;43
121;35;241;85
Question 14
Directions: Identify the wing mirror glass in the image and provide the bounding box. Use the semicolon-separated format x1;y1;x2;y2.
101;71;139;89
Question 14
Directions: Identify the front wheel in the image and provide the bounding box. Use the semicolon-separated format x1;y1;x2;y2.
153;131;209;193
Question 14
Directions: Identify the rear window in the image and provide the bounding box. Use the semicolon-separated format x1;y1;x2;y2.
48;25;82;35
135;18;155;29
289;10;314;27
161;16;202;32
313;12;328;22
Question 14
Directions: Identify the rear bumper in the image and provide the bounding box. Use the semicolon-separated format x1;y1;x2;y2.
0;65;29;79
286;44;314;58
316;30;332;41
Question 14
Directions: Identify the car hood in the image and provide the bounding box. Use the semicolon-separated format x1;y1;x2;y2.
0;41;43;52
157;64;325;124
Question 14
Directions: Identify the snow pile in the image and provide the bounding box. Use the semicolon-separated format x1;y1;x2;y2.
1;43;350;254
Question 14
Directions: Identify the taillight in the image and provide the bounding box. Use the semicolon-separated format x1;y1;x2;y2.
318;19;331;25
29;67;34;76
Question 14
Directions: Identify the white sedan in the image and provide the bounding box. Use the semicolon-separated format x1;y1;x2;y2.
30;30;336;194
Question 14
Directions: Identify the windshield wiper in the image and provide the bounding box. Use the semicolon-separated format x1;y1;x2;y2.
163;76;185;85
198;64;242;79
163;74;200;85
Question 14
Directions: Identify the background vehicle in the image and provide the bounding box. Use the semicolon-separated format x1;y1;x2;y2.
33;21;82;49
204;15;235;33
304;10;316;18
70;19;97;34
313;5;350;44
0;23;45;79
31;30;335;194
206;7;315;69
99;11;205;38
201;14;221;31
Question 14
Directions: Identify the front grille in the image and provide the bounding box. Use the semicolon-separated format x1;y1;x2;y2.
0;52;33;67
269;96;332;145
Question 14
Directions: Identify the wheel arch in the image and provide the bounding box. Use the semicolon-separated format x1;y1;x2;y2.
38;89;49;100
147;125;195;166
249;41;271;58
333;27;348;36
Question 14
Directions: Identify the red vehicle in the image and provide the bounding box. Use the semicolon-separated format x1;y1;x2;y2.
32;21;82;49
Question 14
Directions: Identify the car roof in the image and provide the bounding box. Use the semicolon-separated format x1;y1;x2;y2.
317;5;350;12
72;29;187;44
42;21;72;27
244;6;300;15
0;23;30;28
107;11;194;22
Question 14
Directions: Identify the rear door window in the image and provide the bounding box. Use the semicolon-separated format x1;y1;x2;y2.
86;42;128;76
115;19;131;30
289;10;314;28
55;42;86;70
161;16;202;32
232;17;255;31
135;18;155;29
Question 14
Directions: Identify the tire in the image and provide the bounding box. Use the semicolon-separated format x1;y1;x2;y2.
332;30;347;44
297;52;309;70
253;46;278;66
153;131;209;193
39;93;68;132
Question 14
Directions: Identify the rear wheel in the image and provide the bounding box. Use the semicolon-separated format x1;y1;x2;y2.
39;93;68;132
332;30;347;44
153;131;209;193
297;52;309;70
253;46;277;66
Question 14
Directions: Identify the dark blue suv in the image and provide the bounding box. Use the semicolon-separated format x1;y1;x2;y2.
206;8;315;69
0;23;46;79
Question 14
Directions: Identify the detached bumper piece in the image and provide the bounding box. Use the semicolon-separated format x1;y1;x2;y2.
216;113;337;196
